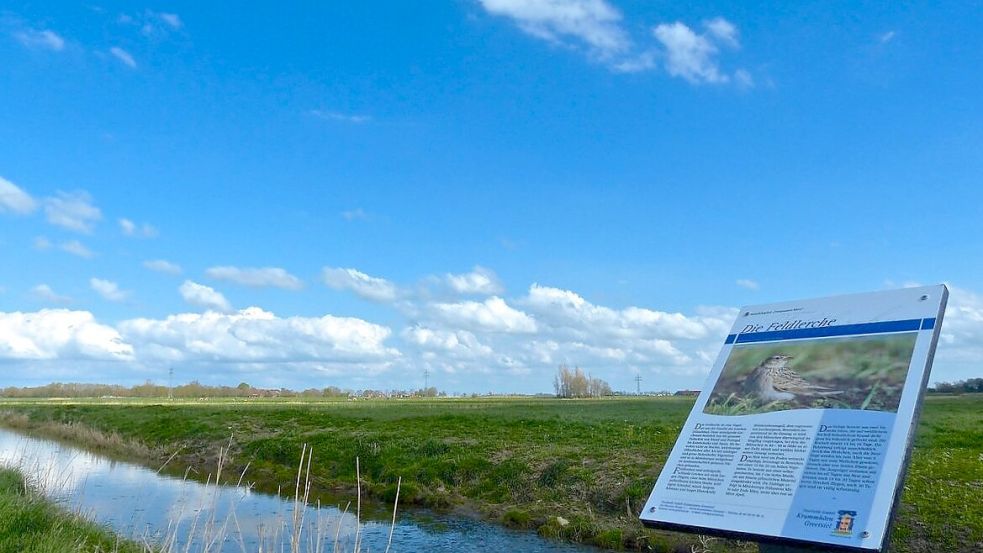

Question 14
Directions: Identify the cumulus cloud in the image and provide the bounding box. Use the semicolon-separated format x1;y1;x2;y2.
90;278;129;302
402;326;494;358
479;0;629;59
31;284;71;304
652;18;744;84
119;307;397;364
179;280;232;312
44;191;102;233
206;266;303;290
13;27;65;51
736;279;759;290
119;218;158;238
392;282;737;382
144;259;182;275
431;297;537;333
444;266;504;295
322;267;398;302
0;176;38;214
109;46;137;68
522;284;712;340
937;287;983;366
0;309;133;360
59;240;94;258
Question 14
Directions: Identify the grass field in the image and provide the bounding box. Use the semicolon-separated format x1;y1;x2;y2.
0;395;980;552
0;466;143;553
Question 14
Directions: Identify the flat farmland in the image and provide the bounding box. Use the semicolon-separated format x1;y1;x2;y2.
0;395;980;552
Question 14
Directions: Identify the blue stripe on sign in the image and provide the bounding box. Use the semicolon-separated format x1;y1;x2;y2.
725;334;736;344
734;318;924;344
921;317;936;330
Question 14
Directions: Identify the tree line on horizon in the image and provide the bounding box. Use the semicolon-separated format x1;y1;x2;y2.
0;381;446;399
928;378;983;394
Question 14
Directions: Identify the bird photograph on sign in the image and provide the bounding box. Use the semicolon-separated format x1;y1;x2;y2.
703;333;918;415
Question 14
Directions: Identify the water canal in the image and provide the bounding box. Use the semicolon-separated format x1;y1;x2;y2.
0;427;596;552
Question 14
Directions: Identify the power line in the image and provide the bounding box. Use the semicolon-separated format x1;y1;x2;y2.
423;369;430;390
168;367;174;400
635;375;642;395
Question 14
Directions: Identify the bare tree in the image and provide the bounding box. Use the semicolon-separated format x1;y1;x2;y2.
554;365;611;398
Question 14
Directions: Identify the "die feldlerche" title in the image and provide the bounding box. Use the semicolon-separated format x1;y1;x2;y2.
740;318;838;334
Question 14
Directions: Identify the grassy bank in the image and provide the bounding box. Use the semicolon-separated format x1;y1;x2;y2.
0;466;143;553
0;395;980;552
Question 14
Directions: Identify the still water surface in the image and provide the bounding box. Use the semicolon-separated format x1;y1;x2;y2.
0;428;595;552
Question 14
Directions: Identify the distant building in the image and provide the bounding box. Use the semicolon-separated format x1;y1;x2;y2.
674;390;700;397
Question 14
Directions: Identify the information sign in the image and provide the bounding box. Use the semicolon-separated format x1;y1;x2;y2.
640;285;948;551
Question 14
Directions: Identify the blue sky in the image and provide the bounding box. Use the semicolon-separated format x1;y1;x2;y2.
1;1;982;393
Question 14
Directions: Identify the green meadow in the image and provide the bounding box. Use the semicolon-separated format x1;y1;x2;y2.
0;395;980;552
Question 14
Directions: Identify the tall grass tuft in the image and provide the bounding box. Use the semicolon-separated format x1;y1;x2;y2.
3;436;399;553
153;440;400;553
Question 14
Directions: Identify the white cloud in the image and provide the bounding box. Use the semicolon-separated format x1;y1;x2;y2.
60;240;94;258
139;11;183;36
109;46;137;68
734;68;754;89
119;218;158;238
143;259;182;275
0;309;133;360
402;326;494;358
736;279;759;290
205;266;303;290
179;280;232;312
653;19;741;84
431;297;537;333
936;287;983;367
341;208;368;221
477;3;749;85
878;31;896;44
33;236;51;250
322;267;398;302
119;307;397;363
445;266;504;295
90;278;129;302
44;191;102;233
704;16;739;47
31;284;71;304
479;0;629;60
13;27;65;51
119;10;183;36
158;13;182;29
309;110;371;124
521;284;716;342
389;281;739;380
0;176;38;214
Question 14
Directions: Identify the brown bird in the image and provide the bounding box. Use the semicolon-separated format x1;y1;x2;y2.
743;354;843;402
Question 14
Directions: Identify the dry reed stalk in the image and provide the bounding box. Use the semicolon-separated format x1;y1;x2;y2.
385;477;401;553
353;457;361;553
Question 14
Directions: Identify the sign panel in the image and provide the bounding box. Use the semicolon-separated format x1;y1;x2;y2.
640;285;948;551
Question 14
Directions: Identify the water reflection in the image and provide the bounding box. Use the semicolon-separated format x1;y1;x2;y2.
0;428;594;552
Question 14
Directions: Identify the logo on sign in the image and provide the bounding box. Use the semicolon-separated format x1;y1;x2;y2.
832;510;857;536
